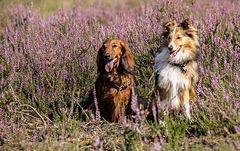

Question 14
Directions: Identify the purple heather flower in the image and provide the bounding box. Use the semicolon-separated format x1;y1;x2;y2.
234;125;240;134
198;99;205;108
0;122;4;129
234;141;240;150
154;141;161;151
211;73;218;88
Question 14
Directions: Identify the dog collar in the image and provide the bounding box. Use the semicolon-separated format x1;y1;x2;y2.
113;80;132;91
103;76;132;91
168;60;192;73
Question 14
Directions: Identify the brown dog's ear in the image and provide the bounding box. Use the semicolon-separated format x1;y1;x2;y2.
96;45;105;73
120;41;135;73
164;20;177;32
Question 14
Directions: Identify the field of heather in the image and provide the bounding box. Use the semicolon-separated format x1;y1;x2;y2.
0;0;239;150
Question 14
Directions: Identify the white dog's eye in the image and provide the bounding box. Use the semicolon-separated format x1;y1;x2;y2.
177;37;181;39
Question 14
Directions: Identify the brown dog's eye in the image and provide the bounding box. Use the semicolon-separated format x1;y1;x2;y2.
177;37;181;39
112;45;118;48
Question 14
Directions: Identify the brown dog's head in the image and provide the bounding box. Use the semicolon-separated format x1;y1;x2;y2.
97;39;135;74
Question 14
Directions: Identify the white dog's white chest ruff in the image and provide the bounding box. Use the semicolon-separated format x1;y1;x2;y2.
154;48;190;109
154;49;189;90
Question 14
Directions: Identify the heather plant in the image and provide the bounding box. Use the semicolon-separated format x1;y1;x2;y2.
0;0;240;150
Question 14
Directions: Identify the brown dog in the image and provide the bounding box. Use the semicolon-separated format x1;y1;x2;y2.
88;39;135;122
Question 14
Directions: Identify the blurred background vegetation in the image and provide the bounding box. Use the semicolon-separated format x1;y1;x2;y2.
0;0;146;32
0;0;145;16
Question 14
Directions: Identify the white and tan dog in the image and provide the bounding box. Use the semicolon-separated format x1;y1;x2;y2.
153;19;199;120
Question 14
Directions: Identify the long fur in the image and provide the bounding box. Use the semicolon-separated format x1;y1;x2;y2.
152;19;199;120
88;39;135;122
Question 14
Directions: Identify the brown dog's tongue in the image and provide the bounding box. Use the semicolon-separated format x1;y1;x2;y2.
105;58;117;72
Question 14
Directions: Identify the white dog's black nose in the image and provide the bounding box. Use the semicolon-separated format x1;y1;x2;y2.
168;45;173;51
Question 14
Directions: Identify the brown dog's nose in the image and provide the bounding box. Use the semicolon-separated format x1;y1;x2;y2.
103;53;110;60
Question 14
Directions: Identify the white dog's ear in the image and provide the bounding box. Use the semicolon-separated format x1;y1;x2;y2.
162;20;177;39
181;19;199;47
164;20;177;32
180;19;197;31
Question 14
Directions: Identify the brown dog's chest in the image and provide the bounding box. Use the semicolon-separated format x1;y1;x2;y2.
94;74;132;122
95;75;132;103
